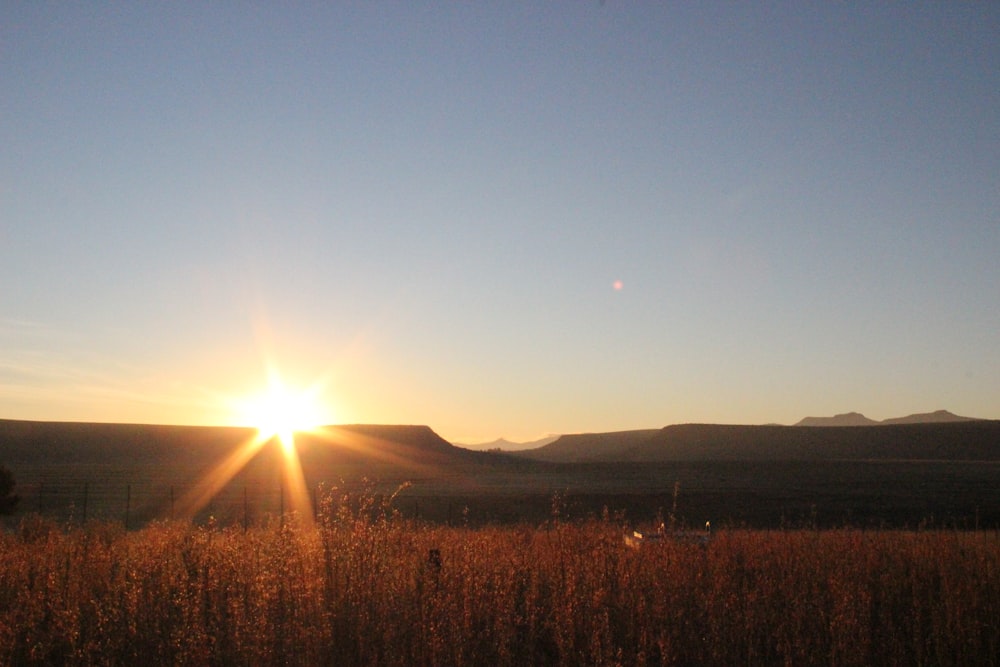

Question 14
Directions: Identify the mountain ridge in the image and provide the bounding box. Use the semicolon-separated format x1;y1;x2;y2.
454;435;560;451
795;409;977;427
517;415;999;463
796;412;879;427
454;410;984;451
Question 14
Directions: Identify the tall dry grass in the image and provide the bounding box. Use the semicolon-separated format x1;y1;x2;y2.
1;499;998;665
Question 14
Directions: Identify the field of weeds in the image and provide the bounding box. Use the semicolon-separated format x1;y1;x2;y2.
1;500;999;666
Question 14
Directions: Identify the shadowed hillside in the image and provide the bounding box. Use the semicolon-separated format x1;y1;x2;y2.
294;424;488;467
518;421;1000;463
0;419;484;467
0;419;509;525
0;419;254;464
511;429;660;462
5;418;1000;529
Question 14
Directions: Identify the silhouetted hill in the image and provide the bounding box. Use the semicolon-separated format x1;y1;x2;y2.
880;410;979;425
4;419;1000;529
796;412;879;427
795;409;980;426
513;429;660;462
0;420;524;527
0;419;253;464
517;421;1000;462
295;424;484;466
0;419;485;467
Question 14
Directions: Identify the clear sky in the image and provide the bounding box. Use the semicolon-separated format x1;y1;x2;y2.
2;3;998;442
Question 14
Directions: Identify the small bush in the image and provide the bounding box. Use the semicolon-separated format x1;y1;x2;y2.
0;465;19;515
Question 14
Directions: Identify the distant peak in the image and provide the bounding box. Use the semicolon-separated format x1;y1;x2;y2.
796;410;982;427
880;410;979;425
795;412;878;427
453;434;560;451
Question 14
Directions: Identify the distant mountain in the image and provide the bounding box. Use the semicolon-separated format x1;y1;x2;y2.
516;421;1000;463
795;409;979;427
796;412;879;427
880;410;979;425
513;429;660;462
455;435;559;452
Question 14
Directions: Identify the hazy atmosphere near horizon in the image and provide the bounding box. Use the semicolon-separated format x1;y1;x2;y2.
2;3;998;443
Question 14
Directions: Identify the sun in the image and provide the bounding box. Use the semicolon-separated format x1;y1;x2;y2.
176;366;336;525
237;374;332;452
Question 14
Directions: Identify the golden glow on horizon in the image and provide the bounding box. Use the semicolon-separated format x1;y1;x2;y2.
235;373;332;453
172;359;460;527
236;373;331;525
173;368;339;527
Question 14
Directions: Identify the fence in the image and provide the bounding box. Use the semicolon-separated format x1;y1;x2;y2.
5;476;497;529
15;478;304;528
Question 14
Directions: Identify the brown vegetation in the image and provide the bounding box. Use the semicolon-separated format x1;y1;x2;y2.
1;498;998;665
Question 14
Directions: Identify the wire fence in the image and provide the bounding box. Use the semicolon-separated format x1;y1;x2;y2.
7;459;1000;530
5;478;489;529
15;478;299;529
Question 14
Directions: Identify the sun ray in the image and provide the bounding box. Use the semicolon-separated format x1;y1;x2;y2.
174;430;270;520
179;366;337;525
278;436;314;526
300;425;454;480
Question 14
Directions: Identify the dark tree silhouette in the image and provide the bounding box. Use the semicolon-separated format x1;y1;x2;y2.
0;465;19;515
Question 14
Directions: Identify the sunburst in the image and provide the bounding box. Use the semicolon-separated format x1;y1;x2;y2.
176;368;336;526
239;373;330;453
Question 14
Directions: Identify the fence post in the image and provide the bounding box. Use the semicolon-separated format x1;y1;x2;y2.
124;484;131;530
82;482;88;523
243;486;249;533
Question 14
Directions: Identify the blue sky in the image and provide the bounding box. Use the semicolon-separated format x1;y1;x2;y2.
2;3;998;442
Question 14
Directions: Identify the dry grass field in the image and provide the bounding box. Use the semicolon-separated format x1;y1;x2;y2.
3;421;999;664
2;492;998;666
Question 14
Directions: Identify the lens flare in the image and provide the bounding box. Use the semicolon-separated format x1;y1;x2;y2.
237;373;330;452
185;369;336;526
